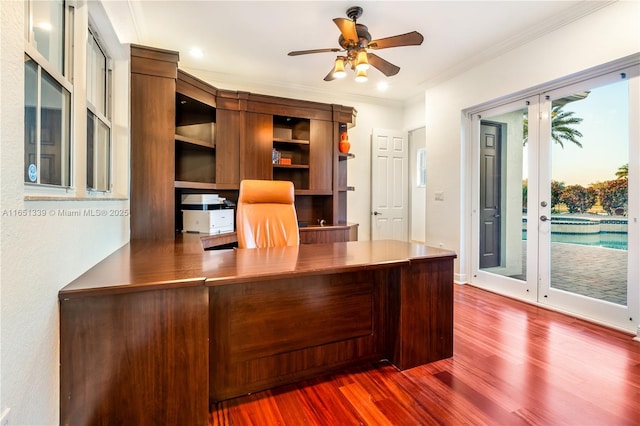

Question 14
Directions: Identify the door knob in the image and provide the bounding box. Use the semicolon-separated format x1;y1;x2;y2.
373;211;381;216
540;215;548;221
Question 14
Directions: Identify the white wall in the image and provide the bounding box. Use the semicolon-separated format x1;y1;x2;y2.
0;2;129;424
422;0;640;283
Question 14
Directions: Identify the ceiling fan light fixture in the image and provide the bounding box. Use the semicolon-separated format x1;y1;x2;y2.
355;68;368;83
333;57;347;78
355;50;369;71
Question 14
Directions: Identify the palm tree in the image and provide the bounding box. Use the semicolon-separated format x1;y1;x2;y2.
523;104;583;148
615;163;628;179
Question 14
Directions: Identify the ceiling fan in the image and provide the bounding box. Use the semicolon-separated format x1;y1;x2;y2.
287;6;424;83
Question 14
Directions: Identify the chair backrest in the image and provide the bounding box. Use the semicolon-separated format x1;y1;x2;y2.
236;180;300;249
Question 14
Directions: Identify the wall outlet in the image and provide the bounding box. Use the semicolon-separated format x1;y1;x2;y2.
0;408;10;426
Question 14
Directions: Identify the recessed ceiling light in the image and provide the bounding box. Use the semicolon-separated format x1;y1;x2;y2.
189;47;204;59
377;81;389;91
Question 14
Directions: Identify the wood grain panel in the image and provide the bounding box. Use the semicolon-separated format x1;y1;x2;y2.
215;109;240;184
299;227;350;244
175;142;215;183
246;94;334;121
130;72;176;239
241;112;272;180
130;45;178;78
247;102;333;121
227;276;373;360
209;271;390;401
131;44;179;63
392;258;454;369
60;286;209;426
309;119;333;192
332;103;358;125
177;69;217;106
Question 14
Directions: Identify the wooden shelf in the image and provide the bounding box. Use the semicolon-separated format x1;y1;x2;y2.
273;137;309;145
295;189;333;196
175;134;215;149
273;164;309;169
175;181;239;190
339;152;355;160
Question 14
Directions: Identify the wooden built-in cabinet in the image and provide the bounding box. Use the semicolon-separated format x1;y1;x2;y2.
131;44;357;242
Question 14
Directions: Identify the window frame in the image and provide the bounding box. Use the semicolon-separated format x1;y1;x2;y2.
24;0;75;194
86;24;113;193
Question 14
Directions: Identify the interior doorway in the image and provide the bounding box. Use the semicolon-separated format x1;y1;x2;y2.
370;128;408;241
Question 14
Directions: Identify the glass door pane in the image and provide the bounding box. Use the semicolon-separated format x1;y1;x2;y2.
472;63;638;332
472;97;538;303
478;108;529;281
548;81;628;305
538;68;638;331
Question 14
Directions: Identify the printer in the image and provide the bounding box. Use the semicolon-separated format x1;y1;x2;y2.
181;194;234;234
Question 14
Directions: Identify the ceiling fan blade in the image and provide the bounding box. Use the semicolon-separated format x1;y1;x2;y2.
367;53;400;77
369;31;424;50
288;48;341;56
333;18;358;44
324;67;337;82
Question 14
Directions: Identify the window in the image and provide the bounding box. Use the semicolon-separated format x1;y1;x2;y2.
24;0;73;187
86;27;112;192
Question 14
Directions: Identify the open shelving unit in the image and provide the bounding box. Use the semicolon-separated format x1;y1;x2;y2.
272;116;311;189
130;44;358;242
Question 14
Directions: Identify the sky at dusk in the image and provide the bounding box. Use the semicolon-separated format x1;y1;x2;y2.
550;79;629;187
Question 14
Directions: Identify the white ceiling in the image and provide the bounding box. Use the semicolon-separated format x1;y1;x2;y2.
101;1;613;102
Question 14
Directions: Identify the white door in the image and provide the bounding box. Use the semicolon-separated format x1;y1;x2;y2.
537;70;639;331
470;97;538;303
471;64;640;332
371;128;408;241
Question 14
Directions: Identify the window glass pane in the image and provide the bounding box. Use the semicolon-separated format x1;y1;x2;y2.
478;107;528;281
86;111;95;189
30;0;65;75
41;69;70;186
96;119;111;191
87;32;107;116
87;111;111;191
25;55;38;183
549;81;629;305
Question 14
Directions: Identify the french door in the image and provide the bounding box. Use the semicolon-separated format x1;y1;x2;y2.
471;64;639;332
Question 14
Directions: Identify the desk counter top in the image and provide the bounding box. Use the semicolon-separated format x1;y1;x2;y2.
59;235;457;424
59;235;456;299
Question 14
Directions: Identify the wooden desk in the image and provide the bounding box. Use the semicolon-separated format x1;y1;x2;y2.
59;236;456;425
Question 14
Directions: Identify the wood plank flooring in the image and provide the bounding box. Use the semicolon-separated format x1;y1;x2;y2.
210;284;640;425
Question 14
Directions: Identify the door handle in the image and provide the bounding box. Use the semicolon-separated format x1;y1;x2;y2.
540;215;548;222
373;211;381;216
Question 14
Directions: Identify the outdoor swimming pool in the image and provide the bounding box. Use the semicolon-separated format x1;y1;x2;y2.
522;216;628;250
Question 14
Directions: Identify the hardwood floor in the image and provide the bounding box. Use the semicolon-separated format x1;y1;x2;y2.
210;284;640;425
